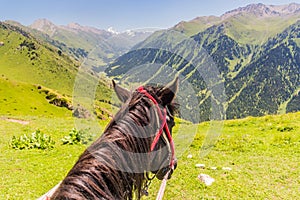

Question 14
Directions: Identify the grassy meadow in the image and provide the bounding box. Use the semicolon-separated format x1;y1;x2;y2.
148;112;300;199
0;116;109;199
0;110;299;199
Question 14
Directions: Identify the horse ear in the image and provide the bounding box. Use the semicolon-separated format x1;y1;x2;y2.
159;77;179;106
112;80;131;103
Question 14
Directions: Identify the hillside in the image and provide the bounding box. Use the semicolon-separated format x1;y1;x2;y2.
0;76;72;117
105;3;300;122
0;22;113;119
2;4;299;122
0;21;78;95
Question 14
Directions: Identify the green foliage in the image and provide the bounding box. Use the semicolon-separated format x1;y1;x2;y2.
61;128;93;145
277;126;294;132
38;86;72;110
10;130;55;150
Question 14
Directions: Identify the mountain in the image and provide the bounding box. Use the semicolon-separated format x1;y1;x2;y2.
28;19;156;67
105;3;300;122
225;20;300;118
173;3;300;44
0;19;158;120
2;3;299;122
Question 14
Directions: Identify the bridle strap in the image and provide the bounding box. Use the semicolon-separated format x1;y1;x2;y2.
137;86;175;168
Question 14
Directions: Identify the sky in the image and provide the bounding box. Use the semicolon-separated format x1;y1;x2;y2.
1;0;299;31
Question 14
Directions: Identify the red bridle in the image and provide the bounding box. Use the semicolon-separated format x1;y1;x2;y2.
137;86;176;169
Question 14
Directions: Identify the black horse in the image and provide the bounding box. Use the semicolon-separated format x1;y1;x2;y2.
51;78;178;200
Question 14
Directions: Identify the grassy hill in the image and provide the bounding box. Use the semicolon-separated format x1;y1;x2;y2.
0;76;72;117
0;22;78;95
0;21;114;119
0;110;299;199
0;22;117;199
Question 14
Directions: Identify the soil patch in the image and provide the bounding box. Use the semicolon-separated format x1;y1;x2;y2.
1;117;30;125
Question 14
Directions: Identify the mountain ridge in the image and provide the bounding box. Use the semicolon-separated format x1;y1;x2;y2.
173;3;300;40
221;3;300;19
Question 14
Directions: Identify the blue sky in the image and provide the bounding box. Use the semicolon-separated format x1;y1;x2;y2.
1;0;299;31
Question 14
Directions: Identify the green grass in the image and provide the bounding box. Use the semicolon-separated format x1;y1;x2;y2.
0;116;109;199
0;77;72;117
0;111;299;199
172;13;300;45
178;16;223;36
146;112;300;199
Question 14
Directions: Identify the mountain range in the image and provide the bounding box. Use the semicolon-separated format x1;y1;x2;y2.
105;3;300;122
29;19;156;64
1;3;299;122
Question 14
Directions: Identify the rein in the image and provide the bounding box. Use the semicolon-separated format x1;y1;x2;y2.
137;86;176;168
137;86;176;200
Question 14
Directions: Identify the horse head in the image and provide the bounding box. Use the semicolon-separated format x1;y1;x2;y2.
112;78;178;180
51;77;179;200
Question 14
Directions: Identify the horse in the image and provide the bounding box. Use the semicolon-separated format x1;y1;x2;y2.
51;78;179;200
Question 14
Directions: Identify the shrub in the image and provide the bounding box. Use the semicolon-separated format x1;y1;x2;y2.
11;130;55;150
61;128;93;145
20;40;36;51
277;126;294;132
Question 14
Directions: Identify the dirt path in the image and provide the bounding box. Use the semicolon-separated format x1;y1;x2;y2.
1;117;30;125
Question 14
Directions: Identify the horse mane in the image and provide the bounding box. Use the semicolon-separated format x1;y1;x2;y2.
51;84;178;200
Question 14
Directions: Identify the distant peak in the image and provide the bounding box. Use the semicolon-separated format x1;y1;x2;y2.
29;19;57;35
67;22;82;29
222;3;300;19
107;27;120;34
31;18;55;27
